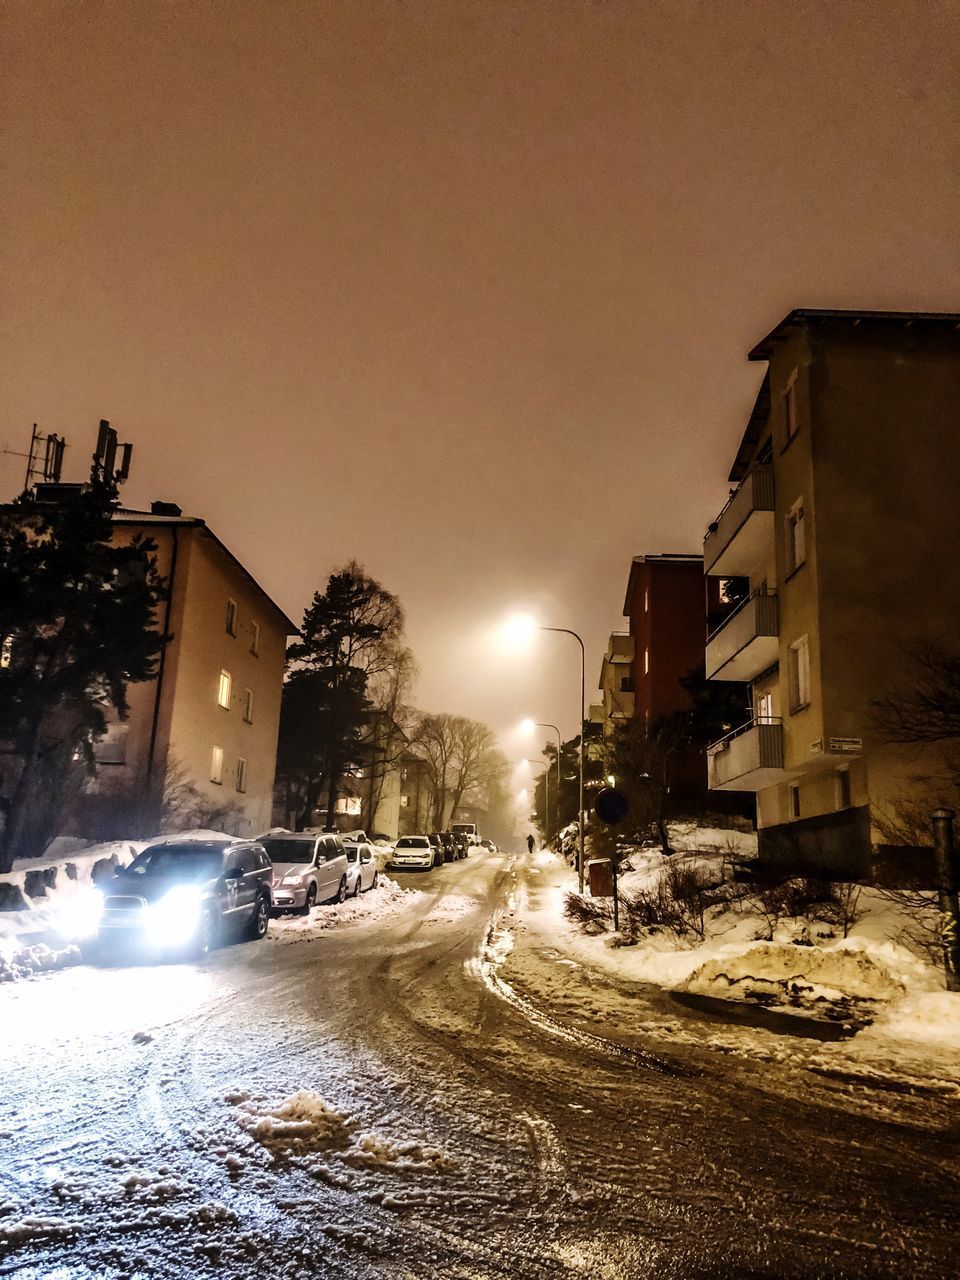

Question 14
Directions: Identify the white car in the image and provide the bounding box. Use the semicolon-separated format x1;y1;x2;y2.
389;835;437;871
343;840;380;896
260;832;350;912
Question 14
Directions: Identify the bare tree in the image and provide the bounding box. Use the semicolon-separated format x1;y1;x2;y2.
873;642;960;747
413;713;499;830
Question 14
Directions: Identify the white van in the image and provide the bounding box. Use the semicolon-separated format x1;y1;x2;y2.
450;822;480;845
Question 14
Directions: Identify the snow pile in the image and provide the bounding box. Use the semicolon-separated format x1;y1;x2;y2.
0;1215;76;1247
229;1090;455;1176
235;1090;352;1152
0;938;81;983
267;874;422;943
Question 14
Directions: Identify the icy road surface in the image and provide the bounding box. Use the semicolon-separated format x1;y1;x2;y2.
1;851;958;1279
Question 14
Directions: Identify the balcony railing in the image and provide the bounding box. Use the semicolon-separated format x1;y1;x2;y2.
705;588;779;682
707;716;784;792
703;465;775;577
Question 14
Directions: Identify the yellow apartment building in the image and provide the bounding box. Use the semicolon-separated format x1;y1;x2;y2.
703;310;960;883
96;502;296;836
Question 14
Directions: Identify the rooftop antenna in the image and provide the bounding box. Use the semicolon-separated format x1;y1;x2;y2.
92;420;133;486
0;425;68;491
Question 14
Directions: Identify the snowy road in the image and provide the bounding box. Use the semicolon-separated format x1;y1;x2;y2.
1;851;959;1279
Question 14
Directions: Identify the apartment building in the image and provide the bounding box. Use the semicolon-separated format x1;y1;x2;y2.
597;633;634;746
703;309;960;881
97;502;295;835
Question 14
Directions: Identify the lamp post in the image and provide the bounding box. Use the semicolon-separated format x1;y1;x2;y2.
536;628;586;893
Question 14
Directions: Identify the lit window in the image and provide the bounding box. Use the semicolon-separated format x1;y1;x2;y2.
335;796;362;816
783;374;799;443
236;757;247;793
837;769;851;810
643;587;649;613
218;669;232;709
211;746;224;784
755;691;773;723
790;784;800;819
0;635;12;669
244;688;254;723
226;599;238;636
788;636;810;711
643;647;650;675
786;499;805;573
250;621;260;657
400;795;409;808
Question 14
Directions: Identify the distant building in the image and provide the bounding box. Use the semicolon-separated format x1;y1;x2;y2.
597;634;634;746
397;754;432;836
93;502;296;836
703;309;960;882
622;554;712;731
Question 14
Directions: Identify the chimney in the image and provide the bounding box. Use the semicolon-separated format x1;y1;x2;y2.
150;500;182;517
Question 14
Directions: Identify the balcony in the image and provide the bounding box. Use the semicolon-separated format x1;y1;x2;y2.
703;465;775;577
606;633;634;663
707;717;784;791
705;588;779;682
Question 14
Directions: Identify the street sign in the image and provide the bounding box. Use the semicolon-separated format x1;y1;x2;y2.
594;787;628;825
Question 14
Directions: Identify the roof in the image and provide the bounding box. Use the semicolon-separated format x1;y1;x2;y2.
748;308;960;362
110;508;299;634
622;553;703;615
728;372;771;483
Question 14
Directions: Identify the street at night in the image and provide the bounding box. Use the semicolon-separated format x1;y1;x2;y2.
2;851;958;1279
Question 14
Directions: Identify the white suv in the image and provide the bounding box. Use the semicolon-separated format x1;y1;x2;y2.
260;833;349;913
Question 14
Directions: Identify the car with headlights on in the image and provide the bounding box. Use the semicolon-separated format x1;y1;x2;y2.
62;839;273;959
259;832;349;912
388;835;437;871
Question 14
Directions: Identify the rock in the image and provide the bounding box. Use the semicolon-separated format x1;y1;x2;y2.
91;857;119;884
42;866;58;891
23;869;48;899
0;881;29;912
64;862;78;881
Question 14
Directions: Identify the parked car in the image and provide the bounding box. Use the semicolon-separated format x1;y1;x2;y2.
389;835;437;871
260;832;350;912
74;838;273;959
343;839;380;895
450;821;479;846
428;833;445;865
439;831;460;863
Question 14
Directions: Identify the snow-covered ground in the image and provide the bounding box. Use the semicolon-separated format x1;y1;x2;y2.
266;874;423;943
514;825;960;1086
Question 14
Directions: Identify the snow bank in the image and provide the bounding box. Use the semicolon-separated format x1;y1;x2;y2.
267;874;422;943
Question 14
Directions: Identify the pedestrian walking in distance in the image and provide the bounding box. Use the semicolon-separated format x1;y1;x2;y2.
527;834;535;854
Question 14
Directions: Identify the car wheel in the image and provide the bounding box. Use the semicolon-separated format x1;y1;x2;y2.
247;895;270;941
332;877;347;904
352;876;361;898
370;871;379;891
195;910;219;959
301;883;318;915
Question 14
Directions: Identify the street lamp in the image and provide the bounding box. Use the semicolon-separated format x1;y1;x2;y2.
521;719;562;850
506;616;586;892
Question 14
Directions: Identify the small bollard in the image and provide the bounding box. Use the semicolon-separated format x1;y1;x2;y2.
932;809;960;993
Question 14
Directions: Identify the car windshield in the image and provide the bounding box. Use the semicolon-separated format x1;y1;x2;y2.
261;839;315;865
127;844;224;878
397;837;428;848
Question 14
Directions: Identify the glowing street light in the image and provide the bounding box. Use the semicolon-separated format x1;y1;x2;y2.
505;614;586;892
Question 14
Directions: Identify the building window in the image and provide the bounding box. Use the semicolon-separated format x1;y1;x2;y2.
400;795;410;808
643;647;650;675
236;757;247;793
789;784;800;819
218;669;232;709
755;691;774;724
788;636;810;711
837;769;852;810
786;499;806;574
211;745;223;784
620;675;634;692
0;635;12;669
335;796;361;816
244;688;254;723
783;372;800;444
250;621;260;657
643;587;649;613
226;598;238;636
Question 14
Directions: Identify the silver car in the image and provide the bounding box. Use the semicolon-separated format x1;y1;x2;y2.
343;840;380;896
260;833;350;913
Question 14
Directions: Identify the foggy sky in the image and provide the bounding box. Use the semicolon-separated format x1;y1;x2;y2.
2;1;958;771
